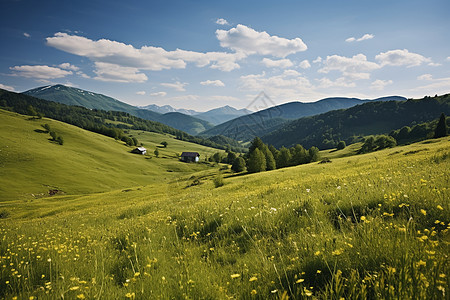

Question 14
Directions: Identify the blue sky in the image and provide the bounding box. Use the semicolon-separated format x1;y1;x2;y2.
1;0;449;111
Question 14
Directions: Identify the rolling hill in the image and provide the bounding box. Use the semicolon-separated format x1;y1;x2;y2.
24;85;213;135
262;94;450;149
200;96;406;141
0;108;222;201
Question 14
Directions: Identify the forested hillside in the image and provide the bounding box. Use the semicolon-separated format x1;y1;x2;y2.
0;89;243;152
262;94;450;149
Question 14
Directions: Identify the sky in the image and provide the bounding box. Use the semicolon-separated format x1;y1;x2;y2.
1;0;449;111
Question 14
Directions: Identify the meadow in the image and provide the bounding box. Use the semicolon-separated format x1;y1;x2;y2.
0;109;449;299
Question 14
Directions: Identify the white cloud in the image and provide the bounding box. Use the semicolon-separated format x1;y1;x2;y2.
417;74;433;81
161;81;187;92
200;80;225;87
93;62;147;83
150;92;167;97
58;63;80;71
375;49;431;67
23;32;30;38
428;62;441;67
411;77;450;94
240;71;314;101
370;79;393;90
216;24;307;57
346;33;374;42
0;83;15;91
447;57;450;61
313;56;322;64
136;91;146;95
216;18;229;25
76;71;90;79
345;37;356;43
261;58;293;68
46;32;244;73
319;54;380;79
299;59;311;69
10;65;72;79
316;77;356;88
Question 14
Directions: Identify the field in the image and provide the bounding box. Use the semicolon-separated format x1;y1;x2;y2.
0;109;221;202
0;110;449;299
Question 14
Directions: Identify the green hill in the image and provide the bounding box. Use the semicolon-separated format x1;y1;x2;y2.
201;95;405;141
0;109;221;201
262;94;450;149
24;85;214;135
0;133;448;298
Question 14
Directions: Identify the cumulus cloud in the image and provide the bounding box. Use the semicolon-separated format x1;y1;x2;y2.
313;56;322;64
150;92;167;97
216;24;307;57
136;91;146;95
216;18;229;25
428;62;441;67
0;83;15;91
93;62;148;83
10;65;72;79
161;81;187;92
261;58;293;68
417;74;433;81
240;70;314;101
46;32;244;77
370;79;393;90
375;49;431;67
58;63;80;71
316;77;356;88
200;80;225;87
346;33;374;42
299;60;311;69
23;32;30;38
319;54;380;79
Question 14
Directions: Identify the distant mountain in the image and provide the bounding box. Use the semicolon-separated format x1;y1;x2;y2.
23;85;213;135
262;94;450;149
194;105;253;125
200;96;406;141
140;104;198;115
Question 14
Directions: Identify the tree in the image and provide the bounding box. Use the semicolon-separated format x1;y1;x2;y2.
375;135;396;149
308;147;320;162
27;105;37;117
226;151;237;164
359;136;376;154
276;147;292;168
213;173;224;188
161;141;168;148
434;113;448;138
231;157;246;173
291;144;308;165
247;148;266;173
55;136;64;145
336;141;346;150
248;137;265;155
154;148;159;157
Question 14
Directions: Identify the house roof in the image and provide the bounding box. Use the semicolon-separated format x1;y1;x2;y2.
135;147;146;151
181;152;200;157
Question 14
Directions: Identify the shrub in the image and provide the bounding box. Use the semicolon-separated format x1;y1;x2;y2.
337;141;346;150
231;157;246;173
213;173;224;188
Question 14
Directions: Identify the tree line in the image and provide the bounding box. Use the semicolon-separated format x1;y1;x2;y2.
210;137;319;173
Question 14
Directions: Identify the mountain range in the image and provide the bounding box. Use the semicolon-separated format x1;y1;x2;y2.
200;94;406;141
24;85;213;135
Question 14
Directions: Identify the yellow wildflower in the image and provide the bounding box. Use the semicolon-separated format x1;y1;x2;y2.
420;209;427;216
296;278;305;283
249;276;257;282
230;274;240;279
437;205;443;210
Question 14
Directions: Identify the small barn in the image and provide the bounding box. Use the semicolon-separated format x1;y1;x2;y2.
180;152;200;162
131;147;147;155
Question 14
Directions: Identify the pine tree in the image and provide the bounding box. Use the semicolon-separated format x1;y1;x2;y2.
434;113;448;138
247;148;266;173
231;157;246;173
276;147;292;168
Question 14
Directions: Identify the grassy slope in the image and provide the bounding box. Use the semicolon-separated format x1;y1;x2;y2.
0;133;448;298
0;109;221;201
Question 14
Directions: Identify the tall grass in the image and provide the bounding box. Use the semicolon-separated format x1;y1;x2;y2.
0;138;449;299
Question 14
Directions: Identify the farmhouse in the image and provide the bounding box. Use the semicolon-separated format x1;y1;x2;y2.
131;147;147;155
180;152;200;162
